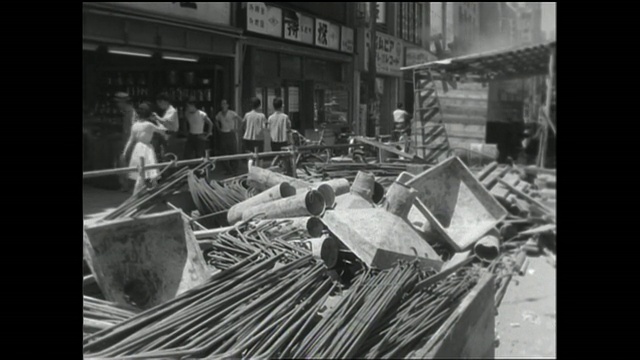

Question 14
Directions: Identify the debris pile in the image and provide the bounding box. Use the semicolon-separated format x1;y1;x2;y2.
83;152;556;358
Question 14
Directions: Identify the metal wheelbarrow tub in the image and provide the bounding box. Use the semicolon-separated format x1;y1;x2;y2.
406;157;508;251
83;209;209;310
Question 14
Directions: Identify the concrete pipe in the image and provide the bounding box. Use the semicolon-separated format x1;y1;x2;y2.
351;171;375;200
334;171;376;210
373;181;385;204
242;190;326;221
474;235;501;262
305;235;340;269
318;178;350;197
227;183;297;225
383;181;419;220
313;183;336;209
248;164;310;191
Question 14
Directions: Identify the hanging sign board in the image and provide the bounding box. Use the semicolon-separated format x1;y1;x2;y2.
341;26;354;53
105;2;231;26
359;29;404;76
315;18;340;50
247;2;282;38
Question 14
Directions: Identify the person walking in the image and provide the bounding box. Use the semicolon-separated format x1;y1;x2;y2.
393;103;411;141
122;102;168;194
242;97;267;153
216;99;242;173
114;92;138;192
267;97;291;152
151;92;179;159
183;98;213;159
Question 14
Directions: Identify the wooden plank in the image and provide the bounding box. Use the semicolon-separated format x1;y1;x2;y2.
515;181;529;193
438;97;488;107
491;173;520;202
481;166;510;189
354;136;426;163
497;179;555;215
441;105;489;117
438;92;489;100
440;114;487;126
409;273;496;359
476;161;498;181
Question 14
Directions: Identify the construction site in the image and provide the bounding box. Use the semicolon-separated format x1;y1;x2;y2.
83;9;556;357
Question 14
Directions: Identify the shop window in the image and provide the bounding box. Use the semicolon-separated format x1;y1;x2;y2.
314;87;349;127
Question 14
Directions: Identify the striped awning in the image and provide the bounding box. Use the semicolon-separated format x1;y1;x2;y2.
401;41;556;81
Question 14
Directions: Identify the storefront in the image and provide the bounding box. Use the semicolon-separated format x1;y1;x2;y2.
82;2;241;188
239;3;355;145
357;29;404;136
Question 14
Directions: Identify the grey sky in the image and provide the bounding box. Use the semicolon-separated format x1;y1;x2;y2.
541;2;556;34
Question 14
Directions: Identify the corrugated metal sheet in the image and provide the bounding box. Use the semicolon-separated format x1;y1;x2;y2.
402;41;555;81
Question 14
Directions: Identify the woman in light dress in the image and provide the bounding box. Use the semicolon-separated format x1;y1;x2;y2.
121;101;167;194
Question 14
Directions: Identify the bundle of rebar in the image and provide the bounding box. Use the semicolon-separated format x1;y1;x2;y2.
359;265;484;358
201;218;313;270
82;252;334;359
187;168;251;215
84;296;138;334
305;162;410;181
103;162;209;220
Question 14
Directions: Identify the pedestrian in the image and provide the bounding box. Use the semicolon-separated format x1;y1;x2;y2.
267;97;291;152
216;99;242;173
114;92;138;192
393;103;411;141
122;101;168;194
183;98;213;159
242;97;267;153
151;92;179;159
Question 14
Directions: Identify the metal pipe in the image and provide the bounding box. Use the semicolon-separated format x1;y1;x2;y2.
83;151;292;179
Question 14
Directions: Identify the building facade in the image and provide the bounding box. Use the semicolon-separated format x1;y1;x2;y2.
82;2;241;185
238;2;357;144
355;2;438;136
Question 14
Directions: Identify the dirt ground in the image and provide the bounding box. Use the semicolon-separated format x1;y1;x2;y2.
82;183;556;357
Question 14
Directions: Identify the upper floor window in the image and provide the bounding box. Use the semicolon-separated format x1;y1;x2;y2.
398;2;422;45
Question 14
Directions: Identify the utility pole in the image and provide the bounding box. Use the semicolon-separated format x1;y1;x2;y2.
368;2;378;137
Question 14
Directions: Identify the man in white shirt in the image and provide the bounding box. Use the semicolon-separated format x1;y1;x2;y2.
242;97;267;153
267;97;292;151
183;99;213;159
151;92;180;159
216;99;242;173
393;103;411;142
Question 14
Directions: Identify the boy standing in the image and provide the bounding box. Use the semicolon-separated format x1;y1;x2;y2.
242;97;267;153
183;99;213;159
267;97;292;151
216;99;242;172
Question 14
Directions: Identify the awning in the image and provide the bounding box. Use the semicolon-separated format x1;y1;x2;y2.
401;41;556;81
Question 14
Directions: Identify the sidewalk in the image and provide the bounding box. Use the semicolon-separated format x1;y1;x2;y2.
496;255;556;358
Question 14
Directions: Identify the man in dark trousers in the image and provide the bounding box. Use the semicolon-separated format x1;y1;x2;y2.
215;99;243;173
151;92;179;159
